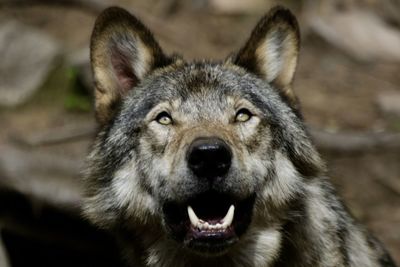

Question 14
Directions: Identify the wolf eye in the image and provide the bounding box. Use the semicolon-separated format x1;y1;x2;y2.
235;108;252;123
156;111;173;125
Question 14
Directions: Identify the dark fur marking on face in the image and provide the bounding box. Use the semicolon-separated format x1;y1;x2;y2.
147;134;168;157
90;109;142;190
367;235;397;267
244;118;270;154
185;69;219;93
337;225;351;266
272;197;312;267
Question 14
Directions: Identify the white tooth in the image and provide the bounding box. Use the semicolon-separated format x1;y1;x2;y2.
188;205;235;231
188;206;199;227
222;205;235;228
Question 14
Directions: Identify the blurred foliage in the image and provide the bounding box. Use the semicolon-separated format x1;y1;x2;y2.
389;119;400;132
64;67;91;112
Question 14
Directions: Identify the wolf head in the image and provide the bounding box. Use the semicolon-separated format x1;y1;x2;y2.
84;6;323;260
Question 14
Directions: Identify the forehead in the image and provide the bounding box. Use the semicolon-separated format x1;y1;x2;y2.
121;62;282;120
139;63;254;103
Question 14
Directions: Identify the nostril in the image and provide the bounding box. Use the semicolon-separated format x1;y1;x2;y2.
187;138;232;179
187;148;204;170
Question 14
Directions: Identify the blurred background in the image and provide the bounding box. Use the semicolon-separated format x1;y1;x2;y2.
0;0;399;266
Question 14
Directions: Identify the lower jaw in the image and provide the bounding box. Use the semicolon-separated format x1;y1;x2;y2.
182;225;240;255
184;235;239;256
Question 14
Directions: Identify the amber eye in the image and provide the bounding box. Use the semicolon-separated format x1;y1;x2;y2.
235;108;252;122
156;111;173;125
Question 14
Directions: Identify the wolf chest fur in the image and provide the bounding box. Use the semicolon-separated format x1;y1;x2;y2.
84;6;397;267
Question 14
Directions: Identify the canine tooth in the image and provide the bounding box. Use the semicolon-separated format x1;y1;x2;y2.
222;205;235;227
188;206;199;227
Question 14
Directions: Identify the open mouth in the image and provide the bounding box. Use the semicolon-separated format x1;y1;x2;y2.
163;191;255;254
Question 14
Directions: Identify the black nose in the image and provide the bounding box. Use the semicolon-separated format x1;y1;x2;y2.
187;137;232;179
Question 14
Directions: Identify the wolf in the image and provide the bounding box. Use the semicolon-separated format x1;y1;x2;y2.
83;5;397;267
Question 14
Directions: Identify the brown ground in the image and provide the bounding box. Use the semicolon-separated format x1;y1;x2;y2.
1;1;399;264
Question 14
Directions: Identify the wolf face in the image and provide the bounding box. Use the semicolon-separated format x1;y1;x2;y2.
84;6;396;267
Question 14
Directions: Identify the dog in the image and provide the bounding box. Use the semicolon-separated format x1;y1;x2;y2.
83;6;397;267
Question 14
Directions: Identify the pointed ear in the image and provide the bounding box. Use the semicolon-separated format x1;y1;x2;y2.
90;7;171;124
234;6;300;110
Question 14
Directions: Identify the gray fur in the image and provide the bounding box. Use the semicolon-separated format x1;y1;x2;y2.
84;6;397;267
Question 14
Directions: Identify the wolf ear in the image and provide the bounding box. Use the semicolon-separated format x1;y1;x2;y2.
234;6;300;109
91;7;171;124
